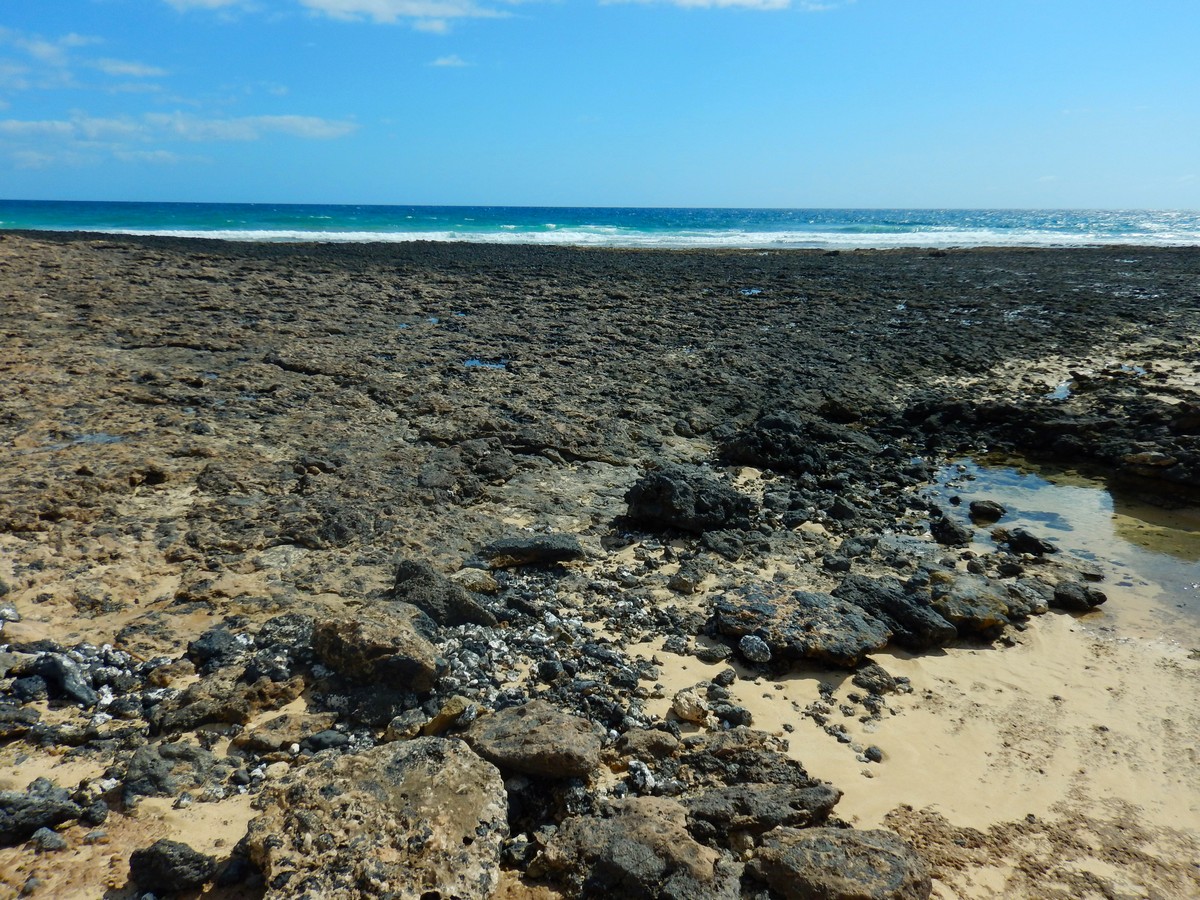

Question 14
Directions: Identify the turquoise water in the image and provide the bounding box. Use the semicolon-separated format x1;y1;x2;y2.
1;200;1198;249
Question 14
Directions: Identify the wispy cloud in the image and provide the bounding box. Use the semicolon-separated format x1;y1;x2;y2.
0;110;358;168
299;0;510;29
146;111;358;140
430;54;470;66
604;0;843;8
163;0;250;10
94;59;170;78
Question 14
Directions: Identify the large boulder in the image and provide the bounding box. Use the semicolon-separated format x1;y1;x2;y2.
718;410;882;477
129;839;217;894
686;783;842;843
0;778;82;846
714;585;892;668
392;559;497;627
748;826;931;900
465;700;603;778
246;738;507;898
625;465;755;534
312;601;443;692
831;575;957;652
927;572;1017;634
532;796;741;899
474;533;585;568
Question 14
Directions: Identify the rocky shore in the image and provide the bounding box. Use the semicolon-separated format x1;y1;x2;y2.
1;233;1198;898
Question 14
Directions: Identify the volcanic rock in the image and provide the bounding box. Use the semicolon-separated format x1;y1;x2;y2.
714;585;892;668
465;700;603;778
624;465;755;533
532;796;741;900
748;826;931;900
129;839;217;894
392;558;497;627
246;738;507;899
312;601;443;692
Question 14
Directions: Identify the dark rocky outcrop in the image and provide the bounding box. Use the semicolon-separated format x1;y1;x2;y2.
749;826;931;900
475;533;585;568
129;839;218;894
714;585;893;668
0;778;82;846
531;796;742;899
392;558;497;627
625;465;755;533
831;575;957;652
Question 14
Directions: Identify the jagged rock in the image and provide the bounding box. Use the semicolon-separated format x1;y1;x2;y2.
450;567;501;594
852;661;898;695
624;465;755;533
475;533;585;568
0;704;40;741
1051;580;1107;612
671;688;712;725
714;585;892;668
998;527;1058;556
119;741;235;807
616;729;680;761
231;712;340;754
246;738;507;899
532;796;742;899
748;826;931;900
187;625;247;673
149;670;306;734
312;601;443;692
831;575;957;652
686;783;842;843
928;571;1017;634
421;695;477;736
929;515;972;547
968;500;1006;524
718;410;882;477
31;653;98;707
392;559;497;627
129;839;217;894
0;778;82;846
465;700;603;778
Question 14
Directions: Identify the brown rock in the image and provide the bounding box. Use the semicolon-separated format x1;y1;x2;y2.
532;796;740;900
465;700;602;778
312;601;442;692
749;826;931;900
246;737;507;899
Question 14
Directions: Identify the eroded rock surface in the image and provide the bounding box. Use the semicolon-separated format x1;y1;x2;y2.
246;737;507;898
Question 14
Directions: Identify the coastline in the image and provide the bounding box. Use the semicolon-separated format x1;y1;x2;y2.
1;232;1197;898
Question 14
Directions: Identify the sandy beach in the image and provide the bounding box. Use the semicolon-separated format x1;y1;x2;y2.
1;232;1197;899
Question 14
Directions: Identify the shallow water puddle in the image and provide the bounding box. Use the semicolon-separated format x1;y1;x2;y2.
928;458;1200;628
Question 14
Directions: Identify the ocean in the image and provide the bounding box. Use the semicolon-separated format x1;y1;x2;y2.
2;200;1199;249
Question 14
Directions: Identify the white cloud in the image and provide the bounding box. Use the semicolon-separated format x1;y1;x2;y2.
603;0;840;8
145;111;357;141
299;0;507;25
94;59;169;78
430;54;470;66
0;110;357;169
0;119;76;138
164;0;249;9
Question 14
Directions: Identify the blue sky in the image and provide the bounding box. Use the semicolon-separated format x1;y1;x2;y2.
1;1;1197;207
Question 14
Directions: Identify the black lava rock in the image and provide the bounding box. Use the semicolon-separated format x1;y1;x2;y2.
625;465;755;534
129;838;217;894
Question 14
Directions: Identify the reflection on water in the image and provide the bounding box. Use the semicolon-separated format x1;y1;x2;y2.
928;458;1200;626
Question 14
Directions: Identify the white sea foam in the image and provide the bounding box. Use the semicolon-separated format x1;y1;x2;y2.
95;225;1200;250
